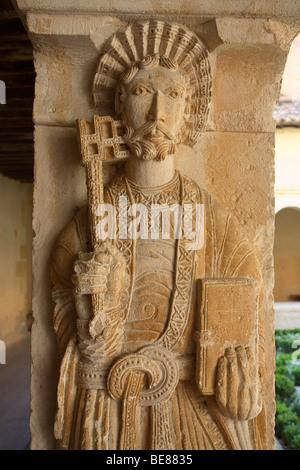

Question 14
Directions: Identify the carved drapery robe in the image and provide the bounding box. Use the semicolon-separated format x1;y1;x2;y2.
51;171;266;450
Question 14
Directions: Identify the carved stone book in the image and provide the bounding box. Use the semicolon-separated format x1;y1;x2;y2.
195;278;259;395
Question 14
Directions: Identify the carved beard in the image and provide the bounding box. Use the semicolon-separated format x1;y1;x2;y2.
123;120;178;161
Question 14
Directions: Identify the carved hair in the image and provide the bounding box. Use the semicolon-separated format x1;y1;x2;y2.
93;20;212;147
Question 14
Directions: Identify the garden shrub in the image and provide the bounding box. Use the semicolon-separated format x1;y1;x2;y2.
289;430;300;450
275;329;300;354
275;329;300;450
291;399;300;416
291;364;300;385
275;373;297;404
275;400;300;436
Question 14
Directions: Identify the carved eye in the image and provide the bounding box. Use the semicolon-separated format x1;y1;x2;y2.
132;86;149;97
167;88;184;100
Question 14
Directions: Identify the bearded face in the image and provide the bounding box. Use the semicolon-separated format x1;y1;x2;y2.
125;118;178;162
118;65;188;161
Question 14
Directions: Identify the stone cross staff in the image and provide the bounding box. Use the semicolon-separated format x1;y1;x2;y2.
76;115;129;340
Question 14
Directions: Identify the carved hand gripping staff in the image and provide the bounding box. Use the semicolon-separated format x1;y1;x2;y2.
76;116;129;340
77;116;180;450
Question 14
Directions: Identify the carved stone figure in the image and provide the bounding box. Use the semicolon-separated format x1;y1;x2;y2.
51;20;267;450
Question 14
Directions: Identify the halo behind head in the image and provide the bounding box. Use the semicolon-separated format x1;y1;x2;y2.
93;20;211;147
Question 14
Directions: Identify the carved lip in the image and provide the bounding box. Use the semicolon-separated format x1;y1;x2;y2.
145;133;171;144
148;129;164;137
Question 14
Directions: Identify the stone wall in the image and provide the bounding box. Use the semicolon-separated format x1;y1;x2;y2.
0;174;33;343
275;128;300;213
274;207;300;302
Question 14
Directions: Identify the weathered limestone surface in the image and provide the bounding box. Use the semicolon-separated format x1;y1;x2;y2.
14;0;300;18
274;208;300;301
0;175;33;343
15;0;300;450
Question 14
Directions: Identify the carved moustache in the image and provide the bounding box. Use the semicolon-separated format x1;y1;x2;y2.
131;120;177;143
127;137;177;162
124;119;178;161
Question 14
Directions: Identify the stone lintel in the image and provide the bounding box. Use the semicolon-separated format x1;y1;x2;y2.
14;0;300;19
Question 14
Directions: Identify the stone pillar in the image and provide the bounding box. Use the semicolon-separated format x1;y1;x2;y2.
15;0;300;450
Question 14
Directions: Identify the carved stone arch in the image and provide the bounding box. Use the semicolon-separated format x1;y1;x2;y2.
274;206;300;302
275;198;300;214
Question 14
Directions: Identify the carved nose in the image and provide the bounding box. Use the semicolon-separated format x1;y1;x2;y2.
147;91;166;123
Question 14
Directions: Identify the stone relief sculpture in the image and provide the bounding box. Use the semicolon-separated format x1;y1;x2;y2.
51;20;267;450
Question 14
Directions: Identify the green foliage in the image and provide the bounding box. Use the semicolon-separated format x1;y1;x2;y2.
275;400;300;437
275;329;300;450
275;329;300;385
284;424;300;450
275;373;297;404
291;364;300;385
291;399;300;416
275;328;300;354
